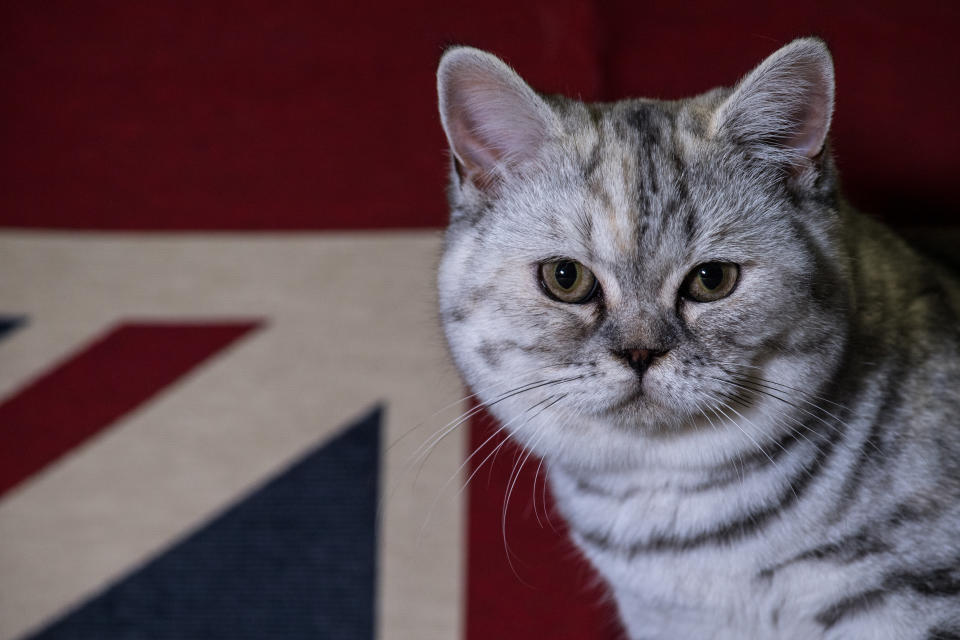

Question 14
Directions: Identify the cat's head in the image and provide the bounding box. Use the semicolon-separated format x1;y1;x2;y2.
437;38;851;471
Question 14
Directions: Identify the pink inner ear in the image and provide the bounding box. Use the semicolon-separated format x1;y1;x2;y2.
788;70;832;159
440;54;551;188
713;39;835;165
447;102;501;177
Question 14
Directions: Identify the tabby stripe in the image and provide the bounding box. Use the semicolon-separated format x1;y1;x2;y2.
625;104;664;215
573;208;595;265
927;627;960;640
682;202;696;243
577;421;840;556
758;529;890;580
760;499;939;579
581;106;604;182
582;143;602;178
814;589;886;629
796;530;891;562
815;563;960;631
574;478;630;500
569;430;803;498
883;565;960;597
829;368;902;522
833;417;884;509
886;499;941;527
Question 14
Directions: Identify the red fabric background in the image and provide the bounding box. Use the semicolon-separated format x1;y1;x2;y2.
1;1;957;230
467;409;623;639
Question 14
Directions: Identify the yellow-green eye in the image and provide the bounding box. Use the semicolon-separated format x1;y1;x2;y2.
539;260;598;303
684;262;739;302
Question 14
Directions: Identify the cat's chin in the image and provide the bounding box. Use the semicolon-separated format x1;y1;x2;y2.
587;382;702;436
491;397;724;472
602;403;710;438
512;411;732;473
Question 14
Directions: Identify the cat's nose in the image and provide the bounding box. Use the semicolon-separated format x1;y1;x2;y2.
616;348;665;376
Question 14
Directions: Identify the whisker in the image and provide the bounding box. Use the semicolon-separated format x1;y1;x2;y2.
711;400;801;501
532;447;547;529
456;393;566;499
706;405;750;486
735;373;856;428
418;393;562;537
396;361;592;464
385;368;592;538
460;393;566;583
502;428;546;571
719;387;829;459
538;403;585;533
696;404;746;486
409;373;588;475
714;400;788;467
715;374;883;459
714;362;853;413
406;376;554;467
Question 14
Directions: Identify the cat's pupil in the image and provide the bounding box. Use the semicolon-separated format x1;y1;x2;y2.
699;264;723;290
555;261;578;289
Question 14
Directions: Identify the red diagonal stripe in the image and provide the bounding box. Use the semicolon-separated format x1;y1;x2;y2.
0;321;261;497
467;408;621;639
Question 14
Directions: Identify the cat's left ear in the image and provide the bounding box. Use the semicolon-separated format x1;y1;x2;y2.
710;38;834;172
437;47;561;194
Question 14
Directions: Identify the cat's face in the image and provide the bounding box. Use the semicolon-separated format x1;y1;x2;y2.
438;41;850;470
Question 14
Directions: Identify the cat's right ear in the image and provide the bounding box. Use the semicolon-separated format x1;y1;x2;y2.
710;38;834;175
437;47;559;194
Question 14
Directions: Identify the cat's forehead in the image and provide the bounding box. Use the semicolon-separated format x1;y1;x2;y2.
484;92;769;282
581;102;688;258
550;98;728;270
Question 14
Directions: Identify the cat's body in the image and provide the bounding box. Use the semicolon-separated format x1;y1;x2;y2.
436;39;960;639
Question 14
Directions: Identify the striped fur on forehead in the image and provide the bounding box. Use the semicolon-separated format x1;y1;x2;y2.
585;101;682;266
539;95;818;300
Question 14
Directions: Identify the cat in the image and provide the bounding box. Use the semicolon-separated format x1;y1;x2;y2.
435;37;960;639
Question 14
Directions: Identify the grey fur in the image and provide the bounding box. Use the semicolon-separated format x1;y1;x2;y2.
437;38;960;639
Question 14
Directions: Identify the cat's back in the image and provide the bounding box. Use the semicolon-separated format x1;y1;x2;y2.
845;208;960;367
840;206;960;544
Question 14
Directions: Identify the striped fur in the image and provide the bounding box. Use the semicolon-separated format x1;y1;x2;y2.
437;39;960;639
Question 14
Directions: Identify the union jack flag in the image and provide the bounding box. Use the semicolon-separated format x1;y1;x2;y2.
0;232;615;640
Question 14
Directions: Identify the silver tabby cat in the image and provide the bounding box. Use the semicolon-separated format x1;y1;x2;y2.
436;38;960;639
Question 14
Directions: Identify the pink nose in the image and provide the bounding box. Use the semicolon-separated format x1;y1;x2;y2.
617;347;665;376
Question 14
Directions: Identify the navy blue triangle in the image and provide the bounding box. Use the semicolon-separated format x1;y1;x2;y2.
0;315;26;342
27;405;382;640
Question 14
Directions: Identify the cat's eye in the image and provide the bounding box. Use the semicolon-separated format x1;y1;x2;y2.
539;260;598;304
683;262;739;302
